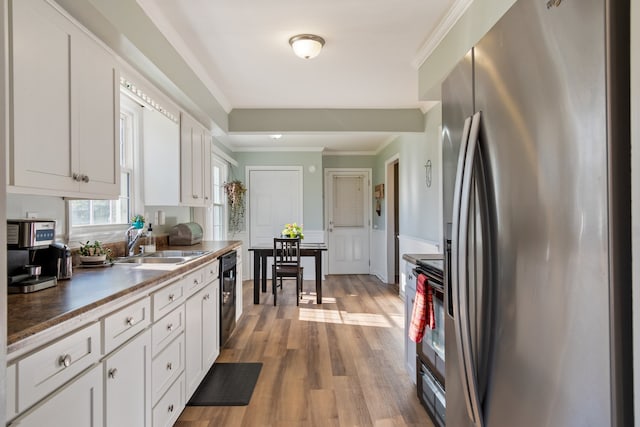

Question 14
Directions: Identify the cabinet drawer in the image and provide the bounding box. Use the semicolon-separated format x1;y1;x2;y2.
204;259;219;284
10;364;103;427
152;374;184;427
184;267;206;297
152;278;185;321
17;322;101;412
103;296;151;354
152;305;184;356
7;363;17;421
152;333;184;404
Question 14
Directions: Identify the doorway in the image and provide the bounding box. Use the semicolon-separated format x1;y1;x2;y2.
247;166;303;247
325;169;371;274
386;156;399;285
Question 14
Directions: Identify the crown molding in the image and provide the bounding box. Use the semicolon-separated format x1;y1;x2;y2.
412;0;474;69
232;146;326;153
136;0;233;113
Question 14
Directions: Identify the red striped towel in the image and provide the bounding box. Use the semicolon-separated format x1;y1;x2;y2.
410;273;435;342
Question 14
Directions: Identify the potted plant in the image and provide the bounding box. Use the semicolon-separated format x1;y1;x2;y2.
130;214;145;229
281;223;304;239
78;240;112;264
223;180;247;235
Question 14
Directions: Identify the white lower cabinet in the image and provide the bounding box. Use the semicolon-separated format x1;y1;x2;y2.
185;280;220;397
152;333;184;405
152;375;184;427
7;363;17;421
10;365;103;427
104;329;151;427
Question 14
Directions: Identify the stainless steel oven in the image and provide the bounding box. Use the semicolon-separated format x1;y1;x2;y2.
415;258;445;427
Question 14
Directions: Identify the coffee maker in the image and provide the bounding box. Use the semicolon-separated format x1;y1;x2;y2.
7;219;59;293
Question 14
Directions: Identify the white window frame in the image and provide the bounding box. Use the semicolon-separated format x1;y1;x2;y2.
212;155;228;240
67;95;142;244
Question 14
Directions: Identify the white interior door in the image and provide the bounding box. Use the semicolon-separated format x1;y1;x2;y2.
249;168;303;247
326;170;371;274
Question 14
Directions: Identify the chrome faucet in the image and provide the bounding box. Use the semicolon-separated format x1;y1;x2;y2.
125;226;145;256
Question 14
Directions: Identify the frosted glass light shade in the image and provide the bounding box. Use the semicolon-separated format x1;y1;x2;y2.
289;34;325;59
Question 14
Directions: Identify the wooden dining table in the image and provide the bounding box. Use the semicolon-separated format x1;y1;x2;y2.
248;243;328;304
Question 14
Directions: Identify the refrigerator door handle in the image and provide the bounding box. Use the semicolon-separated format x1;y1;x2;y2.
450;115;477;424
458;111;484;427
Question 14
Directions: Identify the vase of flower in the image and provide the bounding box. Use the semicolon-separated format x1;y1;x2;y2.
281;223;304;239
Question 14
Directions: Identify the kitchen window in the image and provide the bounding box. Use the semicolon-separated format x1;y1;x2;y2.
212;156;228;240
68;95;140;239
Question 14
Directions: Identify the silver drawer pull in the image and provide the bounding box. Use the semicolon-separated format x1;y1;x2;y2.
168;293;175;302
108;368;118;379
168;404;174;412
167;323;174;332
126;316;134;326
59;354;72;368
193;279;199;285
167;362;173;371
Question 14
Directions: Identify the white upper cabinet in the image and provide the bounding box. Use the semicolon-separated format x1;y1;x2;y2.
143;108;180;205
9;0;119;199
180;113;212;207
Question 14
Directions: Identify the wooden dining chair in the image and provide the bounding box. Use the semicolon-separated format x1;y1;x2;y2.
272;237;303;306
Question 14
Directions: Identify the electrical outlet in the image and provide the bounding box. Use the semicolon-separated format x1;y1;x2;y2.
26;212;39;219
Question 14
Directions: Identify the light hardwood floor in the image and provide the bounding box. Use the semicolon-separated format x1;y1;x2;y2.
175;275;434;427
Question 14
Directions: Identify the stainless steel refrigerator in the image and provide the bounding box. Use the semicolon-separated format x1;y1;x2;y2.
441;0;632;426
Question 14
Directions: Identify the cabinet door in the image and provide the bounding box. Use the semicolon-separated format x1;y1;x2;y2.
74;31;120;198
11;0;76;192
104;329;151;427
190;129;204;205
180;114;194;205
185;282;219;398
11;365;103;427
184;289;203;397
143;108;180;205
202;131;212;205
202;281;219;371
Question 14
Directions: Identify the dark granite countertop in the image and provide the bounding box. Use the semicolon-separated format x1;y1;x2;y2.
7;241;241;353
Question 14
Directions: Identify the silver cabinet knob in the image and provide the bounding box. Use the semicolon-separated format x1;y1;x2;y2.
126;316;134;326
81;174;90;183
167;323;174;332
168;404;174;413
203;294;210;300
194;279;199;285
72;173;80;182
166;362;173;371
59;354;72;368
108;368;118;379
168;293;175;302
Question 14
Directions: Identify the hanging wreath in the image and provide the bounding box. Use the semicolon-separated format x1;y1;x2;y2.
223;180;247;234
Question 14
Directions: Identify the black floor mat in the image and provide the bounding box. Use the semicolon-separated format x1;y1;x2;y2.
187;362;263;406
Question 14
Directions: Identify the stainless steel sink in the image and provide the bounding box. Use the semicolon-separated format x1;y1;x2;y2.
143;250;207;258
114;250;209;265
114;256;189;264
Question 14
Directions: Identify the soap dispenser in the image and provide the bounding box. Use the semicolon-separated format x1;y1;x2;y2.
144;223;156;253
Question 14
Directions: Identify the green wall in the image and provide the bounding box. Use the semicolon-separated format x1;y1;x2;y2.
323;155;374;169
234;151;324;230
371;104;443;244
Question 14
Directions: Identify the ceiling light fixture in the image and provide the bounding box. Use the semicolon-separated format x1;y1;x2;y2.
289;34;325;59
270;134;283;140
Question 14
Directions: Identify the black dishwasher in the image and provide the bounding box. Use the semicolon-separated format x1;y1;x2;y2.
219;250;237;345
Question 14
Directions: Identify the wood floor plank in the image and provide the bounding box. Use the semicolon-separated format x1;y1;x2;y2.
175;275;435;427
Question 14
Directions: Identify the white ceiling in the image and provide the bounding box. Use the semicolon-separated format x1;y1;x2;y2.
136;0;464;153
